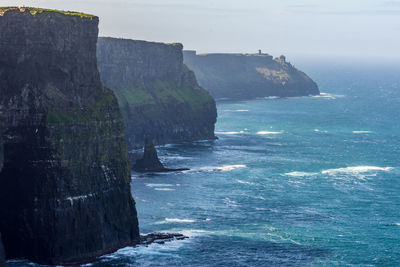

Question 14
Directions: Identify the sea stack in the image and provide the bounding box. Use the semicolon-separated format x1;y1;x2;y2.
97;37;217;149
0;7;139;265
183;51;320;99
133;139;165;172
133;139;189;172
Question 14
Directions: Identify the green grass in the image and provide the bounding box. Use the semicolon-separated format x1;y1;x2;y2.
0;7;96;18
115;76;214;116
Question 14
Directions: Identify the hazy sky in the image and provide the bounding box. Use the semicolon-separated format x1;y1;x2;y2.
3;0;400;61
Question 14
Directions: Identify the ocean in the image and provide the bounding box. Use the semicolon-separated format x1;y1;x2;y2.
9;61;400;266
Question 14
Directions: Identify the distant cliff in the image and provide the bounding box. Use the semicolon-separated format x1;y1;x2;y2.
183;51;320;99
0;7;139;265
97;38;217;149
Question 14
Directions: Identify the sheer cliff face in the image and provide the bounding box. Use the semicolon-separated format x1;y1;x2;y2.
183;51;320;99
97;38;217;149
0;8;139;265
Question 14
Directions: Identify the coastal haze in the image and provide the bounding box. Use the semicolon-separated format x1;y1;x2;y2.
3;0;400;62
0;1;400;267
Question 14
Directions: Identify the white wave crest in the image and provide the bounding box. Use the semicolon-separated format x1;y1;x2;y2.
154;188;176;191
235;179;257;185
312;92;345;99
165;218;196;223
314;129;328;133
322;166;393;175
236;109;249;112
188;164;247;173
216;165;247;171
284;171;318;177
146;183;174;188
257;131;283;135
352;131;373;134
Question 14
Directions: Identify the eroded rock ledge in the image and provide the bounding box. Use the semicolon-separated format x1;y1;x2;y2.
0;7;139;265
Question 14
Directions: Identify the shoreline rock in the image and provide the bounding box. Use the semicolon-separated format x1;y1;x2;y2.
140;233;188;245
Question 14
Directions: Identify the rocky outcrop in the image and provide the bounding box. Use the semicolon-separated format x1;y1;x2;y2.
133;139;189;172
0;7;139;265
133;140;165;172
97;37;217;149
183;51;320;99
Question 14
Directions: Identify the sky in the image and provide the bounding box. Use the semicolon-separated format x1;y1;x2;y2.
3;0;400;62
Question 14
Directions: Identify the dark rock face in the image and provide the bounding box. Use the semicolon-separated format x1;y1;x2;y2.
140;233;188;245
183;50;320;99
0;7;139;265
97;37;217;149
0;234;4;267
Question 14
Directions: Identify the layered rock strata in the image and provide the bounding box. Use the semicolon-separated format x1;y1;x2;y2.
0;7;139;265
183;51;320;99
97;37;217;149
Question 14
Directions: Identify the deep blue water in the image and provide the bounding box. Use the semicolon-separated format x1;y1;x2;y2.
9;62;400;266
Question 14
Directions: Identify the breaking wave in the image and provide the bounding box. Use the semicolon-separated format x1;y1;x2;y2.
352;131;373;134
312;92;345;99
321;166;393;175
257;131;283;135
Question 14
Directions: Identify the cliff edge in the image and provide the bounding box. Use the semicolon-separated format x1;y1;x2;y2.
97;37;217;149
0;7;139;265
183;51;320;99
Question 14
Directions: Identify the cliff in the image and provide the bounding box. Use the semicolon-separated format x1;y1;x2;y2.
97;37;217;149
0;129;3;267
0;7;139;265
183;51;320;99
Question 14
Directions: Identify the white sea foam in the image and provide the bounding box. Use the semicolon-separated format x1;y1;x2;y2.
162;155;193;160
257;131;283;135
352;131;373;134
154;188;175;191
223;197;238;206
216;164;247;171
284;171;317;177
235;179;256;185
145;183;174;188
188;164;247;173
322;166;393;175
165;218;196;223
312;92;345;99
264;96;280;99
314;128;328;133
395;223;400;226
236;109;249;112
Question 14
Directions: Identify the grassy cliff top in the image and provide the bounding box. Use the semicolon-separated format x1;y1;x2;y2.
196;53;272;57
0;7;96;18
99;37;183;48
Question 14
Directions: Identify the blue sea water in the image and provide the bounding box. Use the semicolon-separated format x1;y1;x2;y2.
9;62;400;266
